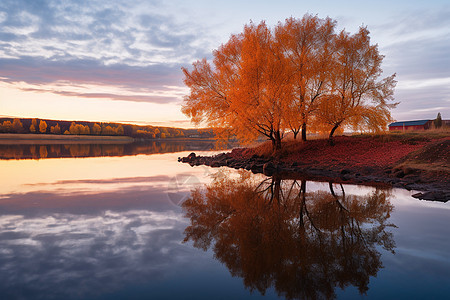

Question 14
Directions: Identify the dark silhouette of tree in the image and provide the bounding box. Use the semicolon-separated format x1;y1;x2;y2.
183;170;396;299
434;112;442;128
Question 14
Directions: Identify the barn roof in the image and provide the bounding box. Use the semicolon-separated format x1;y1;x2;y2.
389;120;431;127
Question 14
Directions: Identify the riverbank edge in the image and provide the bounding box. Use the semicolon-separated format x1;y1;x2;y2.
0;133;222;144
179;150;450;202
0;133;134;142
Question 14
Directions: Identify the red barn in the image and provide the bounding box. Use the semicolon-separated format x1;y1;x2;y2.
388;120;433;131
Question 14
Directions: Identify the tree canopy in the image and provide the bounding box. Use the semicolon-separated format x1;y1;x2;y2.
182;14;397;150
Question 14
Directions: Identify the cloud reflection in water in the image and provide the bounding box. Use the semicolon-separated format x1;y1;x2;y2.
0;178;194;299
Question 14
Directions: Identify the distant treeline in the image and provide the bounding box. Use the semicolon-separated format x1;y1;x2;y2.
0;118;214;139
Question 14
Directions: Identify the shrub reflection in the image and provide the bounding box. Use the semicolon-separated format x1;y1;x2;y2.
0;140;226;160
183;170;396;299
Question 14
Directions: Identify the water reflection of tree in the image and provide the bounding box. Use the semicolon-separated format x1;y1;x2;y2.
183;170;396;299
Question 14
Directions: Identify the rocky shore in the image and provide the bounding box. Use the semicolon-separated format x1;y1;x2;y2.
179;149;450;202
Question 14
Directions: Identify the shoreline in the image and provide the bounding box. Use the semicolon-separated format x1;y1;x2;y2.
0;133;221;145
179;135;450;202
0;133;134;144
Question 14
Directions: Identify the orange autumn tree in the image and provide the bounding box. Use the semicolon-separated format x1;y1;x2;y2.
230;22;292;150
183;21;292;151
13;118;24;133
92;123;101;135
182;16;397;150
50;123;61;134
39;120;47;133
1;121;13;132
29;118;37;133
275;15;336;141
317;27;397;144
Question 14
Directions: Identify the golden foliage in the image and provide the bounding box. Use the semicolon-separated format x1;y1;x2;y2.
182;14;397;149
50;123;61;134
116;125;124;135
92;123;101;135
39;120;47;133
13;118;24;133
275;15;336;141
69;122;90;135
0;121;13;133
316;27;397;142
101;125;116;135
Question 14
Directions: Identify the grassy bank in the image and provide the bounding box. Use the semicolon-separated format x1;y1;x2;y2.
242;131;448;168
228;131;450;189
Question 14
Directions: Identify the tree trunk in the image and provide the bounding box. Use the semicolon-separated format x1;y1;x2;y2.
293;131;298;140
301;122;307;141
299;180;306;226
273;176;281;203
328;123;340;146
270;137;276;151
274;130;282;151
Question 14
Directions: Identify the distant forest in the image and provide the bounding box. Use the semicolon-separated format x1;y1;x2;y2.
0;117;214;139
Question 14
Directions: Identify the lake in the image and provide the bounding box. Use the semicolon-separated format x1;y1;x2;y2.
0;141;449;299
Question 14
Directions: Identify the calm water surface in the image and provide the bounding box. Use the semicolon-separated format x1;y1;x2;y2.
0;141;449;299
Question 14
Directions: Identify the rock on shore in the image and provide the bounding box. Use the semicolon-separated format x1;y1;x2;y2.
179;151;450;202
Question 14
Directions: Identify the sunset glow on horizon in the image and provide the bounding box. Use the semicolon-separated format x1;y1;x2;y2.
1;0;449;127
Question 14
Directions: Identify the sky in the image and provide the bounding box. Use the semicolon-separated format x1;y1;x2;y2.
0;0;449;127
